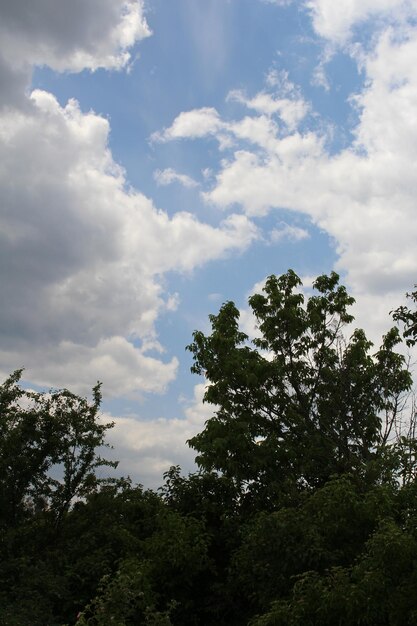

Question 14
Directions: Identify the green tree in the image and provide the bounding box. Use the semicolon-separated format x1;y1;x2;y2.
0;371;121;624
0;370;116;526
230;476;396;622
187;271;411;508
392;286;417;347
250;516;417;626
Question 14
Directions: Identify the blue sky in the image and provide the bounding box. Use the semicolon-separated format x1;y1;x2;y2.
1;0;417;486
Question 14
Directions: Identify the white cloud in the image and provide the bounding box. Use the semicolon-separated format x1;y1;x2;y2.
310;44;334;91
0;337;178;398
202;129;324;215
158;77;310;151
228;89;309;130
154;168;198;188
157;88;311;158
270;222;310;243
0;87;258;396
151;107;224;142
306;0;409;44
228;116;278;152
0;0;151;74
106;382;214;487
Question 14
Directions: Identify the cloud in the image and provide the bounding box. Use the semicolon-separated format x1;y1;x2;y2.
151;107;224;142
157;75;310;149
0;89;258;394
306;0;409;44
105;382;214;487
228;89;309;130
154;168;198;188
270;222;310;243
0;337;178;399
154;83;311;160
0;0;151;74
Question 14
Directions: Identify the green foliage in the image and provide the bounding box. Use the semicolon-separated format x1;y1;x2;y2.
0;370;116;526
76;558;175;626
229;476;397;620
250;517;417;626
0;373;118;624
187;271;411;508
392;287;417;347
2;271;417;625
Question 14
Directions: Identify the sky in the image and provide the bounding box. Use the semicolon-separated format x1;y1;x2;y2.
1;0;417;487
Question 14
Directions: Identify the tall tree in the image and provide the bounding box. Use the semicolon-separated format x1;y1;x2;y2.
187;271;411;507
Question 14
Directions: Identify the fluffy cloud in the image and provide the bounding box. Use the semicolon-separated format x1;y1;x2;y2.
0;2;259;397
228;89;309;130
0;89;257;394
152;107;224;142
154;78;311;157
0;0;151;74
270;222;310;243
154;168;198;188
105;382;213;487
306;0;410;43
156;77;309;149
0;337;178;399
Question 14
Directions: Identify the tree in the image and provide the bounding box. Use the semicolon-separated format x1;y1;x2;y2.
249;515;417;626
392;286;417;347
0;371;120;624
229;475;397;623
1;274;416;625
0;370;116;526
187;270;411;508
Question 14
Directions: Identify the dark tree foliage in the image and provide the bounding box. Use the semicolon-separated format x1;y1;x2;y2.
187;271;411;509
392;286;417;347
2;271;417;625
0;370;116;526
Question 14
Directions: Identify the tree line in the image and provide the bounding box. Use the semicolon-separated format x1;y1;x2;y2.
2;270;417;625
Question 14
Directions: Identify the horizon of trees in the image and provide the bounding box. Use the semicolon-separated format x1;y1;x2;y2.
2;270;417;625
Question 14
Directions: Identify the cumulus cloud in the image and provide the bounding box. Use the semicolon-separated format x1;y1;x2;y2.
306;0;410;44
303;1;414;93
0;89;257;394
154;168;198;188
105;382;214;487
0;338;178;399
0;0;151;74
155;80;311;161
0;2;260;398
151;107;224;142
158;77;310;149
228;89;309;130
270;222;310;243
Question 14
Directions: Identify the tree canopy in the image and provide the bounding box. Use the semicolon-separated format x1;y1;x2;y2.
1;270;417;625
187;271;411;508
